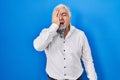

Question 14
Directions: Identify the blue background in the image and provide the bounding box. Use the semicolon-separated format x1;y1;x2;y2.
0;0;120;80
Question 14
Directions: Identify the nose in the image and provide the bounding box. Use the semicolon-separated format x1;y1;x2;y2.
59;14;63;20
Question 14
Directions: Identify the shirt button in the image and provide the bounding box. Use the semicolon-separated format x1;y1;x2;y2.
64;66;66;68
64;74;66;76
63;41;65;43
64;58;66;60
64;50;65;52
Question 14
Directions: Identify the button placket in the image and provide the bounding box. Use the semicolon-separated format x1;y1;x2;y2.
63;60;67;77
63;55;67;77
63;41;67;54
63;53;67;78
63;40;67;78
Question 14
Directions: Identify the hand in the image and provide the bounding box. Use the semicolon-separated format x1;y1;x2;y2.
52;8;60;26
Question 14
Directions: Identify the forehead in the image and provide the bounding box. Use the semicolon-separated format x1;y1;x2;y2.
57;6;68;13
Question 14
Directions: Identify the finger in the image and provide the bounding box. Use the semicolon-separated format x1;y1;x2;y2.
54;8;60;16
58;9;62;18
56;9;60;17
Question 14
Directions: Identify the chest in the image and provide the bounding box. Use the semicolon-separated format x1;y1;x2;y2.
51;35;82;55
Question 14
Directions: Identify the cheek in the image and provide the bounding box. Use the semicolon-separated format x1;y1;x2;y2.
66;19;70;24
64;17;70;26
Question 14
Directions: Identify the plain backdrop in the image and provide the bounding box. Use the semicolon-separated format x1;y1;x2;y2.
0;0;120;80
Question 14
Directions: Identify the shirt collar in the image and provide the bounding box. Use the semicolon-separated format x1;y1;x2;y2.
65;24;75;39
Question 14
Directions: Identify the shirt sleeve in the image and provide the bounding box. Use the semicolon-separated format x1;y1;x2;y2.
33;23;59;51
81;32;97;80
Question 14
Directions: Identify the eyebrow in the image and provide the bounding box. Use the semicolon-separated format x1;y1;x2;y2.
62;12;68;15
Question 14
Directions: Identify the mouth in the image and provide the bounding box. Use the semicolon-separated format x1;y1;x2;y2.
59;21;65;27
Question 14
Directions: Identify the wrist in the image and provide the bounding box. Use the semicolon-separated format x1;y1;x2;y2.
49;23;59;32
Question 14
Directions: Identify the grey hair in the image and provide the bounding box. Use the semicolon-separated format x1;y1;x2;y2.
53;4;71;17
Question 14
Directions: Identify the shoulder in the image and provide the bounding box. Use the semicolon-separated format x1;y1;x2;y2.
71;25;85;36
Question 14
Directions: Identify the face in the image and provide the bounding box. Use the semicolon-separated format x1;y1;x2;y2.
57;7;70;28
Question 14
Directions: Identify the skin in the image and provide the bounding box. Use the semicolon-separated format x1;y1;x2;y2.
52;6;71;38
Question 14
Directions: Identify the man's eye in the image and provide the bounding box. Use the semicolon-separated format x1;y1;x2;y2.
63;14;67;16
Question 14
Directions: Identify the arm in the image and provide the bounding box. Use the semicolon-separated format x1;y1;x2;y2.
33;24;58;51
33;8;61;51
81;32;97;80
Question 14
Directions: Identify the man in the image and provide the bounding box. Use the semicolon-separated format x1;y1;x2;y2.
33;4;97;80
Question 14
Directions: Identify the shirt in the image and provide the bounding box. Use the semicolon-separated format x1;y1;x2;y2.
33;23;97;80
